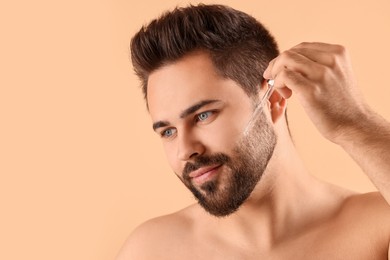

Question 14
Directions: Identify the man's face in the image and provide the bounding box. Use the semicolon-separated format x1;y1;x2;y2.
147;52;276;217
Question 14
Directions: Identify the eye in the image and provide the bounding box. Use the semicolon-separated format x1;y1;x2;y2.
160;128;176;138
196;111;213;122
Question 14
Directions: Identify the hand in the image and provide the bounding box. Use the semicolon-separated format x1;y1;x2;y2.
263;42;369;144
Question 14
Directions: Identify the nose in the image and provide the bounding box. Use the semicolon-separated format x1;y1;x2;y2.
177;129;205;161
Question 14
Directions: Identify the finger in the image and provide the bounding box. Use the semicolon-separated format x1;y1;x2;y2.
279;87;293;99
293;42;346;53
263;58;276;79
263;42;347;80
264;50;325;81
273;68;312;99
291;47;337;67
292;42;349;68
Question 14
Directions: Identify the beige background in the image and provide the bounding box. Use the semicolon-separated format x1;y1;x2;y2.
1;0;389;259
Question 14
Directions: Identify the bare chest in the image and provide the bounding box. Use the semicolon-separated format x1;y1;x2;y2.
155;225;388;260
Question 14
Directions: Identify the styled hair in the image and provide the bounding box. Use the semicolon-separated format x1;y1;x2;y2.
131;4;279;103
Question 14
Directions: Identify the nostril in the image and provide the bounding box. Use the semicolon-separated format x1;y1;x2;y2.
177;138;205;161
189;152;199;159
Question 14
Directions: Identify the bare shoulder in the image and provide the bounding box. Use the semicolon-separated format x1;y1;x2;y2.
336;191;390;241
115;205;198;260
306;191;390;259
342;191;390;218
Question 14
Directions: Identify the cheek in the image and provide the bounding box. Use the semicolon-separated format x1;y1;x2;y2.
206;104;254;152
206;118;244;152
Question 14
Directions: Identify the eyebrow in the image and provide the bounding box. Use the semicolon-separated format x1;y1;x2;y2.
179;99;220;119
152;99;221;131
152;120;170;131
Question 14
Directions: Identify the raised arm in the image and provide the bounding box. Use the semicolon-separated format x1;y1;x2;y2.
263;42;390;206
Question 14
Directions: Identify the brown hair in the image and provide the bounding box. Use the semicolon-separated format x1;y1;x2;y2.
131;4;279;103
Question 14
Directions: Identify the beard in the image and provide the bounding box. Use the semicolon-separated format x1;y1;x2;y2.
180;110;276;217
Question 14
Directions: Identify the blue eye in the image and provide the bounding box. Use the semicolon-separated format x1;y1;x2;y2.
197;111;212;121
161;128;176;138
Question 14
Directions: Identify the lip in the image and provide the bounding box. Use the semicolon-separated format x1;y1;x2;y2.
189;164;222;184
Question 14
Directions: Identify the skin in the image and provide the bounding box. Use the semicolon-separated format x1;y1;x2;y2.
117;43;390;259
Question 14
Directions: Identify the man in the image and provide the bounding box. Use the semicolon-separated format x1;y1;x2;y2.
117;4;390;259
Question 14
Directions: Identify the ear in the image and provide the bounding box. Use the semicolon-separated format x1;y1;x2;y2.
267;86;287;124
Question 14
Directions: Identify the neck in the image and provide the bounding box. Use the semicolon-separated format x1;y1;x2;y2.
214;128;350;249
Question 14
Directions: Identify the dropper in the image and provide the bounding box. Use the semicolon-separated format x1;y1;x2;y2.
243;79;274;136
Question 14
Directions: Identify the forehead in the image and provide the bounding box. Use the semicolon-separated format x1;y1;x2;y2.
147;52;250;121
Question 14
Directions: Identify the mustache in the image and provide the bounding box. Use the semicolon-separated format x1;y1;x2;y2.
182;153;230;178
